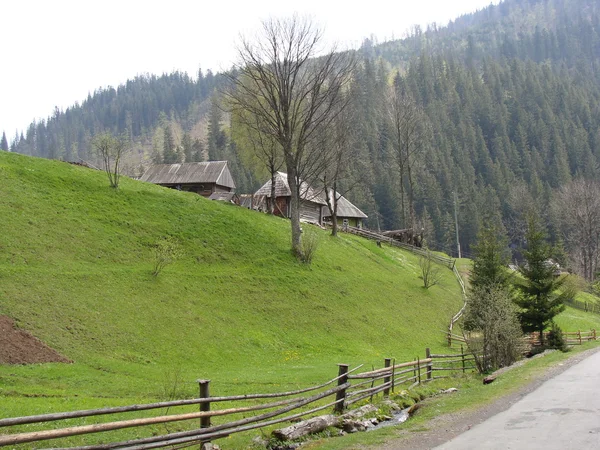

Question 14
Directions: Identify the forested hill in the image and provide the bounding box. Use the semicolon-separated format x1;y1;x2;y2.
6;0;600;257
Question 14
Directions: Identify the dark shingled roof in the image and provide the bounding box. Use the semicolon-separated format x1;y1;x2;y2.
140;161;236;189
255;172;326;205
326;193;368;219
255;172;368;219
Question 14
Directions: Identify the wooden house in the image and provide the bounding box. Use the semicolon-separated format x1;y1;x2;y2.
322;192;368;229
255;172;367;227
140;161;236;197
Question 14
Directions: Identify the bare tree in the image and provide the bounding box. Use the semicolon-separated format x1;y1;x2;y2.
554;179;600;281
315;92;359;236
92;132;127;189
419;250;442;288
384;74;429;230
231;105;284;214
225;16;355;258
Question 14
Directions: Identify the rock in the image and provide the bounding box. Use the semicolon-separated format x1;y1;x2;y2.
381;400;402;411
441;387;458;394
252;436;268;447
483;375;496;384
342;404;378;419
201;444;220;450
407;403;421;415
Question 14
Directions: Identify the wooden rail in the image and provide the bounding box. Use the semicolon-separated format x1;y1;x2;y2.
0;348;476;449
564;297;600;315
344;226;468;347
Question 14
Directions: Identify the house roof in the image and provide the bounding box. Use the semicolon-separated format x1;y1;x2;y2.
255;172;327;205
255;172;367;218
327;192;368;219
140;161;236;189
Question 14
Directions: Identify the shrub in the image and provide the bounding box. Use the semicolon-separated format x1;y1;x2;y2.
419;250;442;288
299;228;320;264
546;322;568;352
152;236;183;276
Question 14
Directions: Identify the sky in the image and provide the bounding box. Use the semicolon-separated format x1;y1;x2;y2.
1;0;499;141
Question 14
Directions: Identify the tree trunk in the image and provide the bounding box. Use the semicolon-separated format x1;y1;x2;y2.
269;169;276;215
272;415;340;441
286;162;303;258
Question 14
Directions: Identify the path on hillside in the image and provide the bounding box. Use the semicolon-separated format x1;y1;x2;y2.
375;347;600;450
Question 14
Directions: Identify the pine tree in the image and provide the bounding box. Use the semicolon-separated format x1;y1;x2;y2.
162;125;179;164
470;220;511;291
0;132;8;151
515;214;567;345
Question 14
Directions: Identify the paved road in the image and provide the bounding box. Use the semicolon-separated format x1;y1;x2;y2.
434;351;600;449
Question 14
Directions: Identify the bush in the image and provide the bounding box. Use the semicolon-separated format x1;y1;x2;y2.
419;250;442;288
299;228;320;264
152;236;183;276
546;322;568;352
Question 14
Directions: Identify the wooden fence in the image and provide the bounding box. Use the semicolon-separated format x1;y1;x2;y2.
344;227;468;347
564;297;600;315
446;329;598;350
525;329;597;346
0;349;474;449
345;227;455;268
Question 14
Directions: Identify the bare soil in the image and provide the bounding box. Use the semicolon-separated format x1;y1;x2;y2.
0;315;71;364
374;346;600;450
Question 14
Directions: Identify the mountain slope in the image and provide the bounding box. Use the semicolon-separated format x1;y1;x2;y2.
5;0;600;257
0;151;463;414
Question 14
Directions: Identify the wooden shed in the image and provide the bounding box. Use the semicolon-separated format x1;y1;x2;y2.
322;191;368;229
255;172;367;227
255;172;327;224
140;161;236;197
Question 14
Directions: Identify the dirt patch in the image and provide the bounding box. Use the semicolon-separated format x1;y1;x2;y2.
0;315;71;364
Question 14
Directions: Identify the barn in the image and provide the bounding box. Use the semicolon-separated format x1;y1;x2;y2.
255;172;367;227
140;161;236;197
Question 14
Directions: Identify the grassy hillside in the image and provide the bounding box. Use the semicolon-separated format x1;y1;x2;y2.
0;152;464;417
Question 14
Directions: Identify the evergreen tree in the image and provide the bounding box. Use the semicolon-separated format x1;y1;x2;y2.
181;132;193;162
0;132;8;151
470;220;511;291
514;214;567;345
162;125;179;163
464;219;521;371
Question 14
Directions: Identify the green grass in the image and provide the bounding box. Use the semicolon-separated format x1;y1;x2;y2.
0;153;462;434
1;152;598;448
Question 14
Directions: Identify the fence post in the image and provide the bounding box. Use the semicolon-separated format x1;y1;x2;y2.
578;330;582;345
383;358;391;397
334;364;349;414
425;348;432;380
197;379;211;433
417;357;421;385
461;345;466;373
448;324;452;347
594;329;597;341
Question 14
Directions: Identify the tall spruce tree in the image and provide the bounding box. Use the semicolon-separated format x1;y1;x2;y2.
464;220;521;371
469;221;511;291
0;132;8;151
515;215;567;345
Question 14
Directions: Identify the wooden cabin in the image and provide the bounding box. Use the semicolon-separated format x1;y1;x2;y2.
322;192;368;229
140;161;236;197
255;172;326;224
255;172;367;227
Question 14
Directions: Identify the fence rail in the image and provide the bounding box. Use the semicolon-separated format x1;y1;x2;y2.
564;297;600;315
0;348;474;449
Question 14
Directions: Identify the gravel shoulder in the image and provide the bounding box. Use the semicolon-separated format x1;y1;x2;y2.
374;346;600;450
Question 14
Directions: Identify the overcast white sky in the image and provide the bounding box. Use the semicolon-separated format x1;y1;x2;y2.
1;0;499;141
